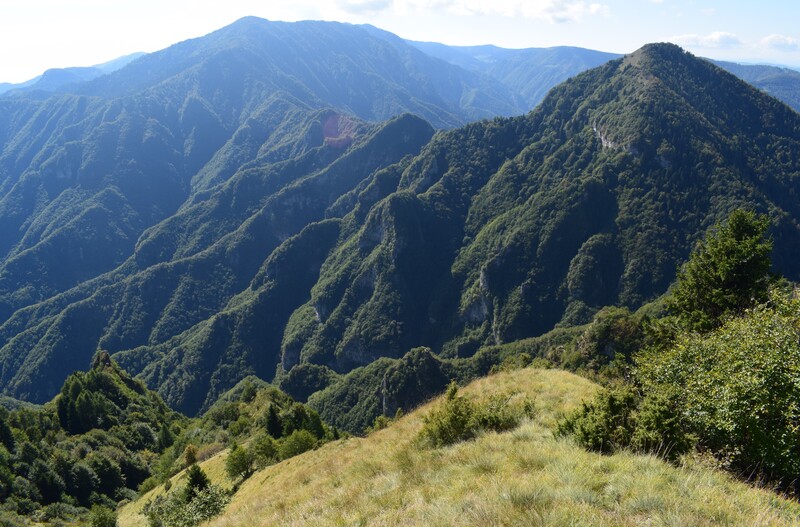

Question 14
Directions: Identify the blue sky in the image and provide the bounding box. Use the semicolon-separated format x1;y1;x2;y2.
2;0;799;83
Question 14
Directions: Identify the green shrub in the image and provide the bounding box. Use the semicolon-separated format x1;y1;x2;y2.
417;382;532;448
638;288;800;484
137;476;158;494
557;385;638;454
365;415;392;435
41;502;81;522
418;383;475;447
249;433;277;469
470;394;526;435
144;484;229;527
630;388;693;461
278;430;317;460
558;384;692;460
89;504;117;527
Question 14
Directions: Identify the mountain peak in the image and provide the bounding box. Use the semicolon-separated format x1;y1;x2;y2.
630;41;687;60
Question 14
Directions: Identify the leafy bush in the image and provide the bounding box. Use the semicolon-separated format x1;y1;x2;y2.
417;383;475;448
630;388;694;461
557;385;692;461
144;484;229;527
638;288;800;484
557;385;638;454
249;434;277;469
278;430;317;460
89;504;117;527
418;382;533;448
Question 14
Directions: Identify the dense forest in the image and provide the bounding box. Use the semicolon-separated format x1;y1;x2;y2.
0;351;336;525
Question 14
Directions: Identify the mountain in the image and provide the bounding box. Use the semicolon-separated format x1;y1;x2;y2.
2;25;800;422
273;43;800;398
0;16;522;411
407;41;620;109
713;60;800;113
405;40;800;116
0;53;145;96
76;18;522;125
0;351;186;523
118;368;800;526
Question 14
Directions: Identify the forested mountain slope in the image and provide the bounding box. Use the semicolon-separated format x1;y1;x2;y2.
407;39;800;115
0;17;524;410
2;35;800;421
0;16;519;324
278;43;800;398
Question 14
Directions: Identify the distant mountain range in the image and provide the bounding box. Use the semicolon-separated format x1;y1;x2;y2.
0;52;145;96
711;60;800;113
0;18;800;419
406;40;621;109
6;27;800;115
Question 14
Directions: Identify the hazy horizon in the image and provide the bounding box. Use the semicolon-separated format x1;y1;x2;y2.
1;1;799;84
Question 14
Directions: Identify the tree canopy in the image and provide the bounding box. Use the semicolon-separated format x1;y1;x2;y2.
667;209;773;331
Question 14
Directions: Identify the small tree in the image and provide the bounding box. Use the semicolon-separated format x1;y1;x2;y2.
240;381;257;403
224;443;254;482
183;444;198;467
182;465;210;503
249;433;277;468
265;404;282;439
417;382;475;448
668;209;773;332
157;425;174;451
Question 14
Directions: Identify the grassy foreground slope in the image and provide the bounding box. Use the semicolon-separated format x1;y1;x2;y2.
122;368;800;526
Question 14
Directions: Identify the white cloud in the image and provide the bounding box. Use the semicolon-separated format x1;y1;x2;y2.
330;0;610;23
670;31;742;49
335;0;393;14
762;34;800;52
466;0;611;22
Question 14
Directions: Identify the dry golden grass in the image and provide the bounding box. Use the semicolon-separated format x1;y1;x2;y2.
120;368;800;527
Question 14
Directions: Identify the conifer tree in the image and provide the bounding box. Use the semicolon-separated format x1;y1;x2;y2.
668;209;773;331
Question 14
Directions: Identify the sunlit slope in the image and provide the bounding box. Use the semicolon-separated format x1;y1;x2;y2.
121;368;800;527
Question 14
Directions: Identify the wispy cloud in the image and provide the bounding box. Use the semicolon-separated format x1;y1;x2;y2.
334;0;610;23
670;31;742;49
761;34;800;52
335;0;393;14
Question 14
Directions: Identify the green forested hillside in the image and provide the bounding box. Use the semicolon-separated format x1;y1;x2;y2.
282;43;800;411
2;39;800;422
0;353;333;526
0;17;506;409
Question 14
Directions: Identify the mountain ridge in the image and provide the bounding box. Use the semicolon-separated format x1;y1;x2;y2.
1;28;800;421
